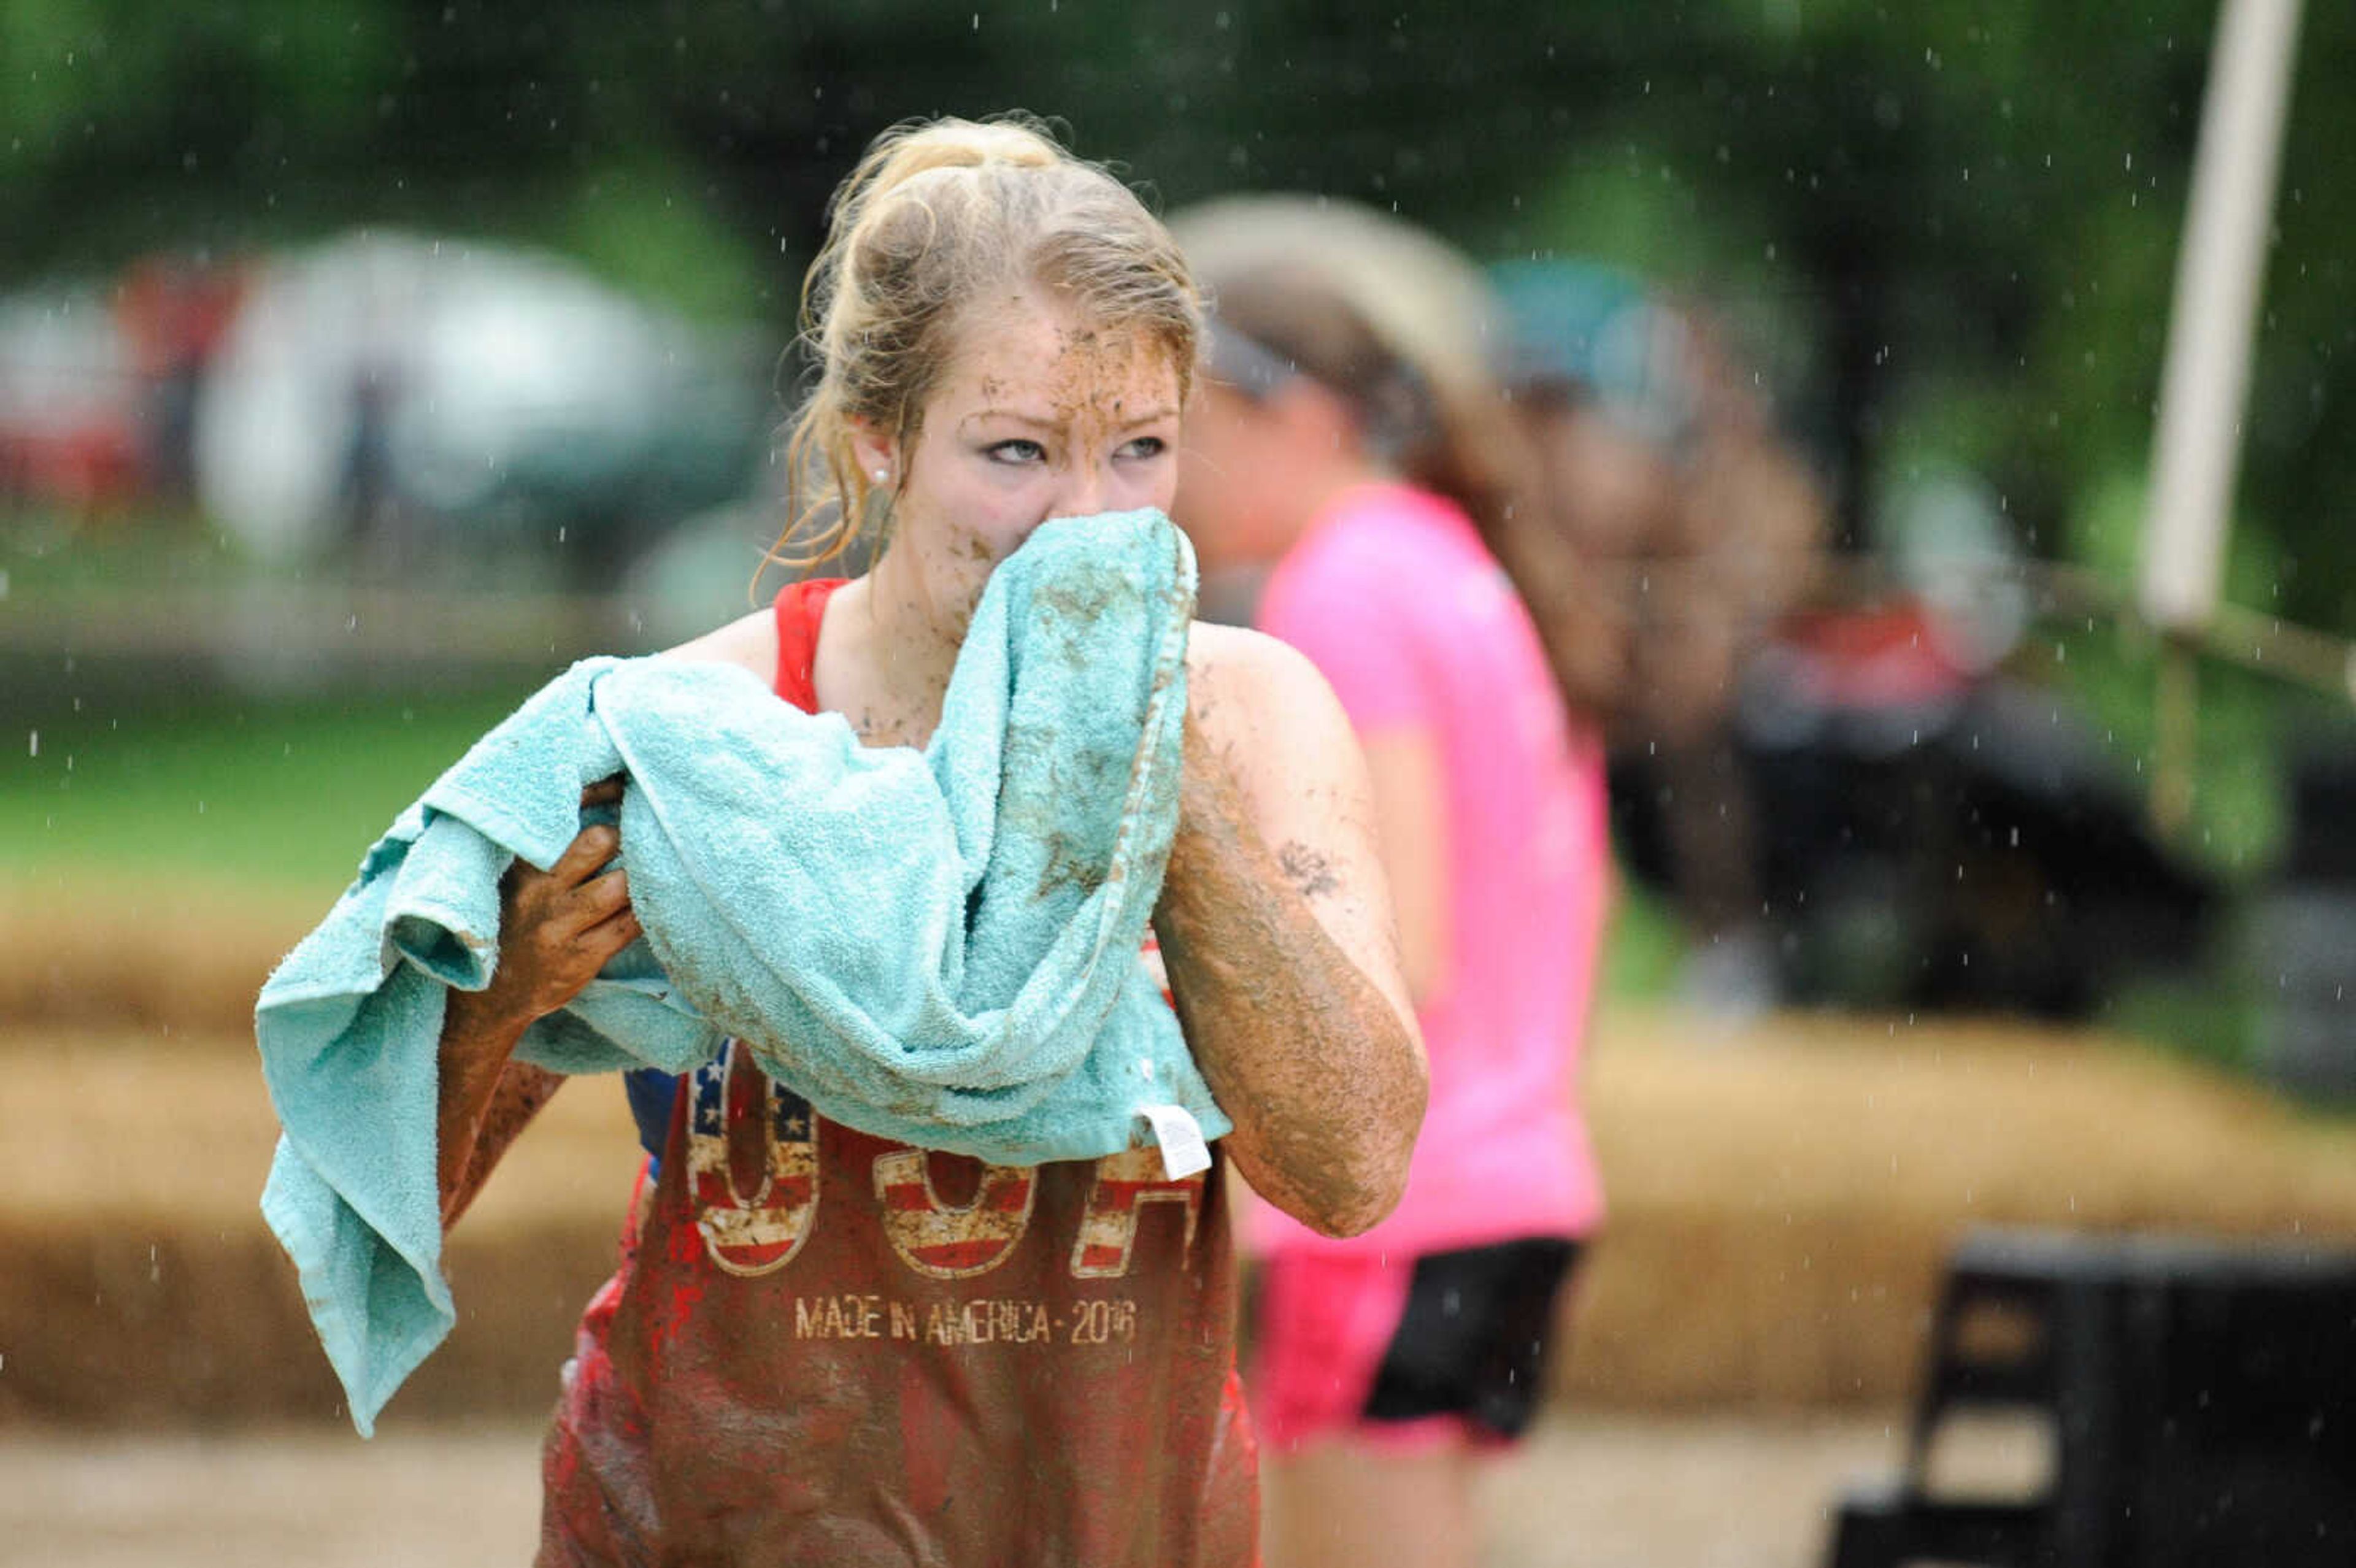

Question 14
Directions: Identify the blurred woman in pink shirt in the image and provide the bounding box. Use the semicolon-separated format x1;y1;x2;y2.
1174;248;1612;1568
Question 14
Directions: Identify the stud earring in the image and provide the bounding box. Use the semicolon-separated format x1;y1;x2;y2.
872;469;890;485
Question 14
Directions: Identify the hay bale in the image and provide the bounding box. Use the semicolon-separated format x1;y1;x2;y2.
0;1026;637;1426
0;871;314;1041
1557;1008;2356;1407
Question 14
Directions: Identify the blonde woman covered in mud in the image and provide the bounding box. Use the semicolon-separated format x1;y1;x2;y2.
431;118;1426;1567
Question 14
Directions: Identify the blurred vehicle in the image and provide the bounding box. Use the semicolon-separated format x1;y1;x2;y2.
0;285;144;514
1614;577;2219;1021
117;256;249;507
194;230;774;585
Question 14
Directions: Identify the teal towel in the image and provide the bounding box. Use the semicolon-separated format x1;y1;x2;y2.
256;509;1229;1435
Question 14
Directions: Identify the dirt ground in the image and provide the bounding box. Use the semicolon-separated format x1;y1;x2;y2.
0;1409;1979;1568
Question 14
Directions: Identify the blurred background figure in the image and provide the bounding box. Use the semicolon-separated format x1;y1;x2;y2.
1492;261;1830;1020
1173;199;1610;1568
115;255;247;512
1490;261;2214;1025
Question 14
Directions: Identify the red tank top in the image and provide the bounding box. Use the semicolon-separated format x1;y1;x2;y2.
538;580;1257;1567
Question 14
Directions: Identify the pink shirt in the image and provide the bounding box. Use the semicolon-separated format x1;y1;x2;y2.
1249;484;1609;1259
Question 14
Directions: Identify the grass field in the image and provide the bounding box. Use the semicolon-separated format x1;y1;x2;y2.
6;686;533;892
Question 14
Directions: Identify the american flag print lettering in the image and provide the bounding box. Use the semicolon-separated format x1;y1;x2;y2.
679;1047;1209;1282
1069;1147;1206;1279
685;1040;819;1277
872;1149;1041;1279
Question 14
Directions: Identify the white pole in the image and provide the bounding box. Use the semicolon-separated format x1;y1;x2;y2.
2139;0;2306;633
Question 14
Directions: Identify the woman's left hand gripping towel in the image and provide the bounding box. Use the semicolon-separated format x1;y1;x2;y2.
253;657;726;1436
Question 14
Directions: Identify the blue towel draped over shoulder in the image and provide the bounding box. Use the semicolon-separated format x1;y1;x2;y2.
255;509;1228;1435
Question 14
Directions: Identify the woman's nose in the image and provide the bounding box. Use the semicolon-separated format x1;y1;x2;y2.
1048;459;1110;521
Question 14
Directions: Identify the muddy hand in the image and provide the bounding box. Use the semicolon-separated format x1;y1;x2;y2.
478;780;641;1027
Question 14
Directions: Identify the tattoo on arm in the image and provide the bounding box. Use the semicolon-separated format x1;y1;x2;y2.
1159;747;1423;1238
1276;840;1342;901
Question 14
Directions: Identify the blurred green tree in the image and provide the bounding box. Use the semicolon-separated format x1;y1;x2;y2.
3;0;2350;637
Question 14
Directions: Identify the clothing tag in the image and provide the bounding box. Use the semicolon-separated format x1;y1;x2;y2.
1141;1104;1212;1180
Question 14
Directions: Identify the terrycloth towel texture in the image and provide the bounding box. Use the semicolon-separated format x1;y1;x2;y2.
256;509;1228;1435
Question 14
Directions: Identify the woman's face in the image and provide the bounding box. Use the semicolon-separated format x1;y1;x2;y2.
855;288;1183;637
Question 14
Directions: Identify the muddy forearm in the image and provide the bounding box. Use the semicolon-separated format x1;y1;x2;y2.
1155;740;1426;1238
433;802;628;1228
436;990;536;1227
444;1059;564;1231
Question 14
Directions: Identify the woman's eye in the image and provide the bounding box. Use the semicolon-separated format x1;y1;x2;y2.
1117;436;1168;461
986;439;1047;465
